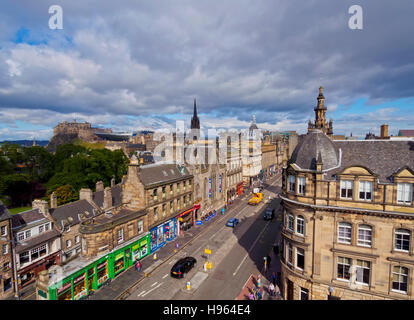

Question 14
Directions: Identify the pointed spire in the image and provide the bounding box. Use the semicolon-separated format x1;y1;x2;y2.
191;97;200;130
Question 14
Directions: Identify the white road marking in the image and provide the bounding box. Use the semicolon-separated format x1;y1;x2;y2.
151;281;158;287
162;274;168;279
142;282;163;297
137;290;146;297
232;220;271;276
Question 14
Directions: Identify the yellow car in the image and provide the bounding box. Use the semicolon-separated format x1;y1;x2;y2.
248;192;263;205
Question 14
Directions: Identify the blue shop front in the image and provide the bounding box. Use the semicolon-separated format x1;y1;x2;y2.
150;217;177;253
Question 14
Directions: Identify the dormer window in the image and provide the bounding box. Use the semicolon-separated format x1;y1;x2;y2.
288;175;296;193
25;230;31;239
397;183;413;205
298;177;306;195
340;180;353;199
359;181;372;201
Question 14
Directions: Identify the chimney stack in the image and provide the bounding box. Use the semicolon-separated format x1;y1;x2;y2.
104;187;113;210
380;124;389;139
32;199;49;216
79;188;93;203
96;181;104;192
50;192;57;209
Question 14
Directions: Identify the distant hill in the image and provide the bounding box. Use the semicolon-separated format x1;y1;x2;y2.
0;140;49;147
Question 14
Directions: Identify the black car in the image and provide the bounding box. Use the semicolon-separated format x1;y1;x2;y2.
264;207;275;220
170;256;197;278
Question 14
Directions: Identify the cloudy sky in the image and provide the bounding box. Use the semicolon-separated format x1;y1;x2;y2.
0;0;414;140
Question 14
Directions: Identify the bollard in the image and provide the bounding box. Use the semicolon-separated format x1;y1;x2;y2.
145;272;148;277
153;253;157;260
186;281;191;290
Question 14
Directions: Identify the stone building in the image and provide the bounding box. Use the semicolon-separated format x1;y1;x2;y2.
261;143;277;181
242;115;262;187
0;201;15;299
11;200;61;289
280;128;414;300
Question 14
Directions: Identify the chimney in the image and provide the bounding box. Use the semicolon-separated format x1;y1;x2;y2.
79;188;93;203
111;178;115;188
96;181;104;192
104;187;113;210
380;124;389;139
50;192;57;209
32;199;49;216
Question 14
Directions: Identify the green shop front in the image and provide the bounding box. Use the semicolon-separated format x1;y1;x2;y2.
48;233;150;300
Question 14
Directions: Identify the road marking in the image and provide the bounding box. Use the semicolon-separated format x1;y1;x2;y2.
162;274;168;279
232;220;271;276
142;282;163;297
151;281;158;287
137;290;146;297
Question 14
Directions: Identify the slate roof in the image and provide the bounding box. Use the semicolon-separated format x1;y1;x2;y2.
138;163;192;187
11;208;47;230
289;130;340;171
399;130;414;137
326;140;414;183
50;199;97;227
0;201;12;222
92;184;123;209
15;229;60;254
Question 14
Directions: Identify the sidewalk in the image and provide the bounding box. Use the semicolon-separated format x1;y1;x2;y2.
89;194;248;300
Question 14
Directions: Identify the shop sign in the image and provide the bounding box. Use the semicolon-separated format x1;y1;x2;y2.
115;252;124;261
195;220;202;226
219;174;222;193
209;178;212;198
140;239;147;247
132;243;140;251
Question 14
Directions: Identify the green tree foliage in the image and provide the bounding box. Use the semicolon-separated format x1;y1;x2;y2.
54;184;77;206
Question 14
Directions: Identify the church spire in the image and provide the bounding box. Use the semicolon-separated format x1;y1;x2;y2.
191;98;200;129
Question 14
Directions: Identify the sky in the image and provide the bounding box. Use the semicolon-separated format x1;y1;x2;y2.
0;0;414;140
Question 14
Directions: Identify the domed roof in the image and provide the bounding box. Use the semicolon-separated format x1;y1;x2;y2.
289;129;340;171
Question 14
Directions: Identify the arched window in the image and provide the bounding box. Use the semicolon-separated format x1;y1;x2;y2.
288;214;294;231
338;222;352;244
357;224;372;247
296;216;305;236
395;229;411;252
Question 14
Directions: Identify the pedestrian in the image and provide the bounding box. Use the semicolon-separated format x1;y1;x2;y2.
248;288;254;300
257;275;261;288
257;289;262;300
268;282;275;296
135;260;141;272
272;272;276;286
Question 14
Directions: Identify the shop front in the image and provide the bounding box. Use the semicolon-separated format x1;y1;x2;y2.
178;207;195;235
237;182;243;195
150;218;177;253
47;233;150;300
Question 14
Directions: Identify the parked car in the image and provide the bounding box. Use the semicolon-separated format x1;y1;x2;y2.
170;257;197;278
264;207;275;220
226;218;239;227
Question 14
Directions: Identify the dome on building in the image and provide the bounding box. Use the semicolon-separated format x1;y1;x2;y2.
289;129;340;171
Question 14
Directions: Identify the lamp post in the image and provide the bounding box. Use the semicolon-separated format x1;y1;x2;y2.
1;237;21;299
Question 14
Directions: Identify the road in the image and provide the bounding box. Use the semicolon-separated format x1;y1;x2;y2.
126;174;282;300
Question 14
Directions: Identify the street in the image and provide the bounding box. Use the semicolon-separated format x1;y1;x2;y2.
126;174;282;300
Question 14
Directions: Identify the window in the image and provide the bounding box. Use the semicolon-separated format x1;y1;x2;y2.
65;226;70;233
296;216;305;235
183;181;186;192
355;260;370;285
154;207;159;222
300;287;309;300
162;204;167;217
162;186;166;199
177;183;180;193
2;244;8;255
75;235;80;244
397;183;413;205
39;244;47;257
288;214;294;231
340;180;353;199
170;201;174;213
296;248;305;270
392;266;409;294
117;228;124;243
357;225;372;247
31;246;40;261
288;175;296;193
19;251;30;264
170;184;173;195
153;189;158;201
45;223;50;231
177;198;181;210
0;226;7;236
138;220;143;234
359;181;372;201
287;242;293;266
66;240;72;248
25;230;31;239
39;225;44;234
17;233;25;241
298;177;306;195
338;222;352;244
337;257;351;281
395;229;410;252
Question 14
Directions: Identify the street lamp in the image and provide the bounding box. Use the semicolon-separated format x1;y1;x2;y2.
1;237;23;299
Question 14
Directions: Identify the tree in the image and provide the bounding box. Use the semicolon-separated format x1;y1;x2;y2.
54;184;77;206
1;174;32;207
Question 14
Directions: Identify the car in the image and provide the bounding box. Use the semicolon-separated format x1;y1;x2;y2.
264;207;275;220
248;192;263;205
226;218;239;227
170;256;197;278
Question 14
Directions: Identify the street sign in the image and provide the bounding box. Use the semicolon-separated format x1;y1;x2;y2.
196;220;202;226
204;249;211;255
